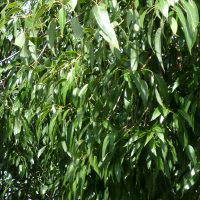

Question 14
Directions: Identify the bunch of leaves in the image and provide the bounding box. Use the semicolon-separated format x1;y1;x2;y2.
1;0;200;199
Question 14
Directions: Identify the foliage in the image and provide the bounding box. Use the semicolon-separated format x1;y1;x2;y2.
0;0;200;199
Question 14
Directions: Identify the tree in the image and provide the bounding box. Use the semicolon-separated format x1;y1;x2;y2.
0;0;200;199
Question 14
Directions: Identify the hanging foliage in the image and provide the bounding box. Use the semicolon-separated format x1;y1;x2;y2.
0;0;200;199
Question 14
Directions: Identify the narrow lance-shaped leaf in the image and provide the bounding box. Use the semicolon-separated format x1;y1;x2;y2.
178;109;194;130
93;3;119;52
181;0;199;32
46;19;56;55
33;5;46;25
59;7;66;37
132;72;148;107
158;0;169;18
155;27;164;71
130;43;138;72
174;5;193;53
186;145;197;165
169;17;178;35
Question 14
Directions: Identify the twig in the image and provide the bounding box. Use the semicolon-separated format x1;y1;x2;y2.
0;51;20;64
37;43;48;60
113;88;124;112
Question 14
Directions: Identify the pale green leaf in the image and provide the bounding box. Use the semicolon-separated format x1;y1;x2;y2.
93;4;119;52
169;17;178;35
144;132;154;146
155;27;164;71
14;118;21;135
59;7;66;37
61;141;67;152
71;18;83;39
155;88;164;107
15;32;26;48
139;10;147;28
49;0;54;9
159;0;169;18
29;40;37;61
79;84;88;97
68;0;77;11
182;0;199;32
40;185;48;195
130;45;138;72
37;146;46;158
151;107;161;121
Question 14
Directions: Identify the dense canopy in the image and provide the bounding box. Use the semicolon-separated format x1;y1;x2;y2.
1;0;200;199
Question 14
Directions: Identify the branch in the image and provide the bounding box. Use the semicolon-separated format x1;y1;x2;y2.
37;43;48;60
0;51;20;64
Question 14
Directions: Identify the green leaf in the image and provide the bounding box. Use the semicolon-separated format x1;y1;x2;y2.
102;135;109;159
155;88;164;107
40;185;48;195
37;146;46;158
20;43;29;58
158;0;169;18
139;10;147;28
49;110;62;143
79;84;88;97
71;18;83;39
49;0;54;9
174;5;193;53
130;44;138;72
115;161;122;183
155;27;164;71
68;0;78;12
155;74;169;104
147;19;153;48
132;72;148;107
90;155;101;177
151;107;161;121
93;3;119;52
144;131;154;146
14;118;21;135
15;32;26;48
169;17;178;35
178;109;194;130
33;5;46;25
59;7;66;37
29;40;37;61
61;141;67;152
186;145;197;165
46;19;56;55
181;0;199;32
